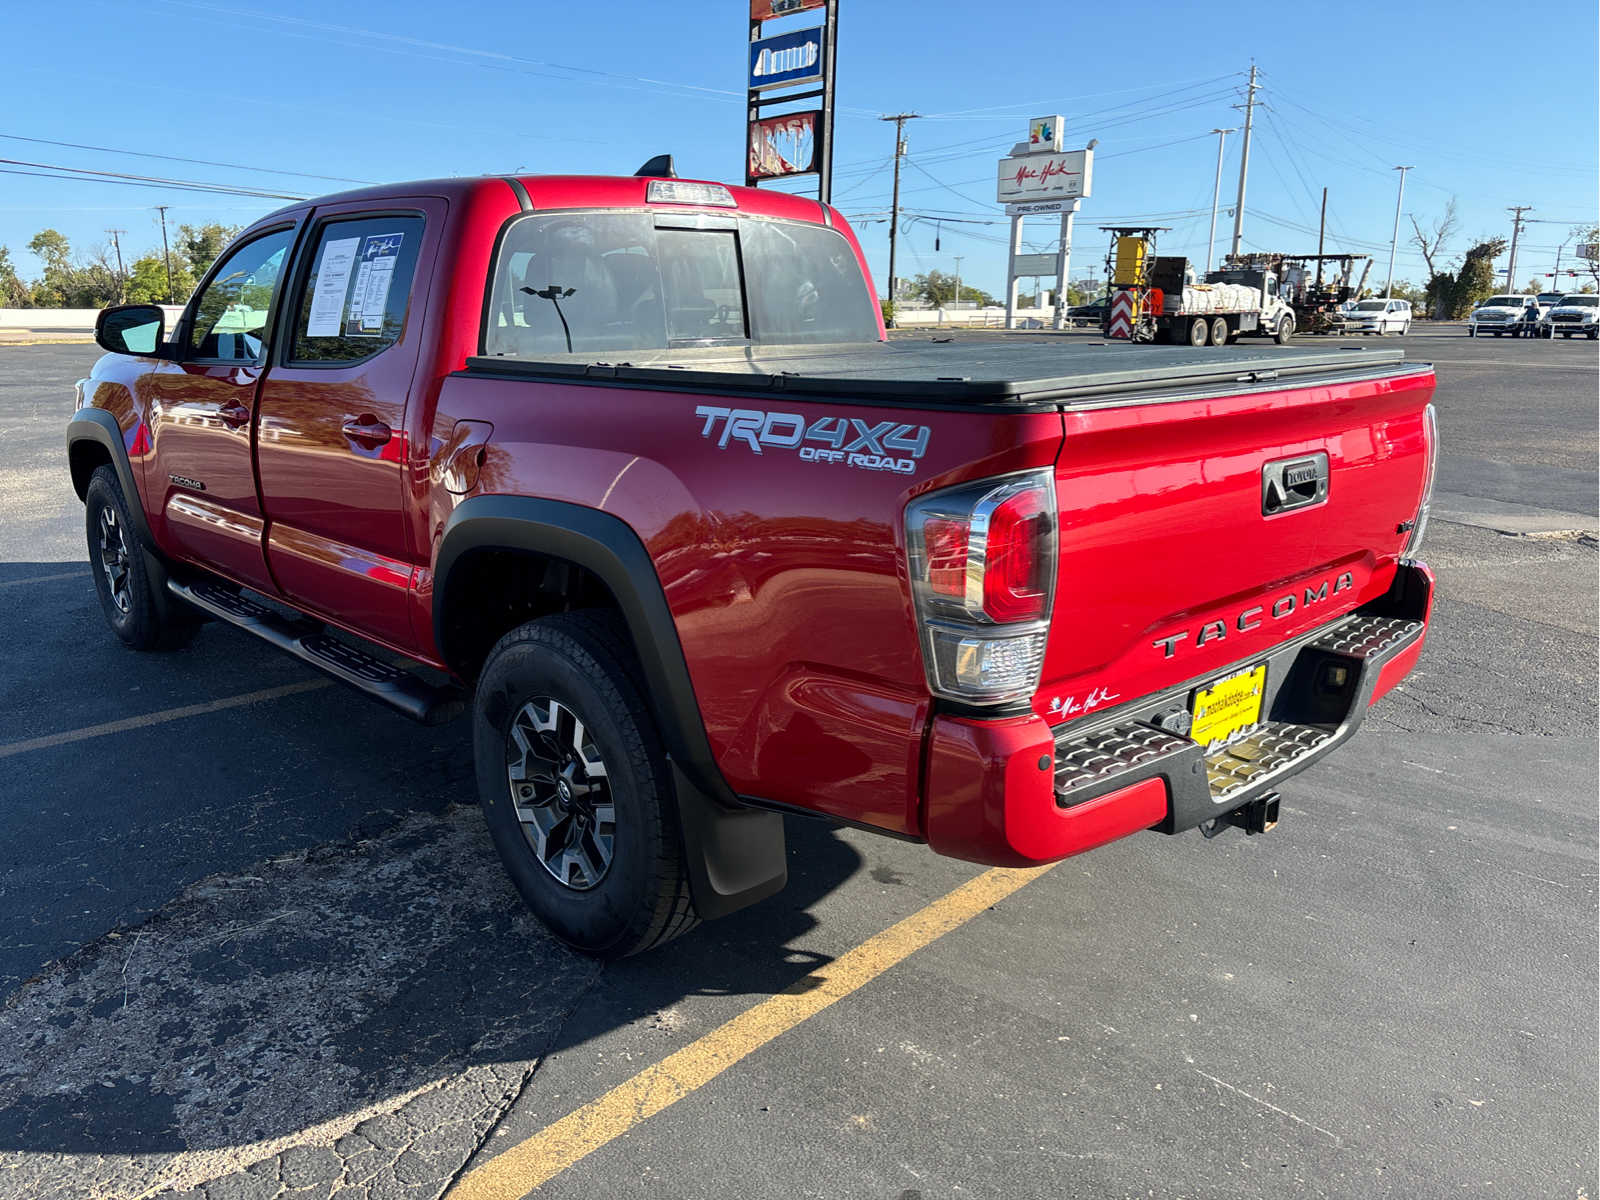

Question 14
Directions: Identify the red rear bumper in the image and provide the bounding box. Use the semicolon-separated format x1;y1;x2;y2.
921;562;1433;867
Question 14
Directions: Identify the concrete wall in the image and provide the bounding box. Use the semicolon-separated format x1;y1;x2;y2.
0;306;185;332
893;306;1062;328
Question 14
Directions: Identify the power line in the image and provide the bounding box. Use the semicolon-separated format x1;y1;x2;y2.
0;132;374;185
0;166;298;202
0;157;306;200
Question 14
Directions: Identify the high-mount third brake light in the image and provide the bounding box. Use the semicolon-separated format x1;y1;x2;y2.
646;180;737;207
905;470;1057;705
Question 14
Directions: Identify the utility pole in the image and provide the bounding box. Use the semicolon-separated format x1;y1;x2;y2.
1552;236;1571;289
952;254;964;311
1504;205;1533;291
1386;166;1412;299
154;205;174;304
1229;64;1259;258
1206;127;1234;273
880;113;918;322
106;228;126;301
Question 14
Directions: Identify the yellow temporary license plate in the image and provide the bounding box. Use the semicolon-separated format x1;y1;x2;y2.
1190;663;1267;746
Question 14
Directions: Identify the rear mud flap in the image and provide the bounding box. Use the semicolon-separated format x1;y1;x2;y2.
672;765;788;920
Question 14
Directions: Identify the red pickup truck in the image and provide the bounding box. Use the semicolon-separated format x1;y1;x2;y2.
68;167;1437;956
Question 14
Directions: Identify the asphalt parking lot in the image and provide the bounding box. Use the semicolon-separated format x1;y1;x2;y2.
0;327;1595;1199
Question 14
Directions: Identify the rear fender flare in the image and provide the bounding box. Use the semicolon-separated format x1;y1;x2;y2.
433;495;787;919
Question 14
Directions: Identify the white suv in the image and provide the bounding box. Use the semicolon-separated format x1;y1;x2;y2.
1343;297;1412;335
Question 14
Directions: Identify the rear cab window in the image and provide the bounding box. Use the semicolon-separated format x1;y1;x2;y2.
290;214;426;364
482;211;877;358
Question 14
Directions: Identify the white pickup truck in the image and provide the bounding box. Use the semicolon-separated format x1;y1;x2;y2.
1466;294;1538;337
1542;293;1599;339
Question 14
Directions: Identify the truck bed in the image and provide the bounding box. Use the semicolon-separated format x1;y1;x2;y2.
464;338;1412;408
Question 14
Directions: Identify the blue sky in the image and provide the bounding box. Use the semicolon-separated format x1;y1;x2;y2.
2;0;1596;299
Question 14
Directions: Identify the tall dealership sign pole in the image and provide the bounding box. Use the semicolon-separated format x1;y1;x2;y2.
746;1;838;204
996;117;1094;330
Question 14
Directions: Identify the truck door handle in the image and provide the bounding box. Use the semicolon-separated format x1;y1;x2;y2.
341;415;392;447
217;401;251;429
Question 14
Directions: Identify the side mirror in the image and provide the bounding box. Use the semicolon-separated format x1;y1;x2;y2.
95;304;166;356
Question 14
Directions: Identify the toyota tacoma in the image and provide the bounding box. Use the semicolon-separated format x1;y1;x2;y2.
67;165;1437;956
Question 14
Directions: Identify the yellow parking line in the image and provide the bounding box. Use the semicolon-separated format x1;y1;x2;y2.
0;679;333;759
448;862;1058;1200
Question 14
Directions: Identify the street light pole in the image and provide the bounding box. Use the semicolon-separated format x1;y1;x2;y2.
952;254;963;311
1386;166;1412;299
1206;127;1235;273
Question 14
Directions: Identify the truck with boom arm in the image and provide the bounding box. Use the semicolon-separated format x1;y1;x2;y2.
1098;227;1298;346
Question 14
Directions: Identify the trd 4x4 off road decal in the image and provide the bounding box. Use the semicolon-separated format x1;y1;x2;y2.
694;406;930;475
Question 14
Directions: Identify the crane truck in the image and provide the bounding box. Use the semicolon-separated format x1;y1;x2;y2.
1098;227;1297;346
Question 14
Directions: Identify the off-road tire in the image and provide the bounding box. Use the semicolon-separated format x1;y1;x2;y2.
472;611;698;958
84;465;198;651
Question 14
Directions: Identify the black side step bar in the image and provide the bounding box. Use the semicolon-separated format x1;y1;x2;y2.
169;579;465;726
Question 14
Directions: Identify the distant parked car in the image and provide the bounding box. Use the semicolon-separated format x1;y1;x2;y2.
1067;298;1108;326
1342;297;1412;335
1467;295;1537;337
1534;292;1566;316
1542;293;1599;339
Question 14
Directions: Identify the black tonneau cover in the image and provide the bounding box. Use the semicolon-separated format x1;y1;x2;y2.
463;337;1414;408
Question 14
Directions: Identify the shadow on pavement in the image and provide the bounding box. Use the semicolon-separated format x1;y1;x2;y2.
0;586;865;1199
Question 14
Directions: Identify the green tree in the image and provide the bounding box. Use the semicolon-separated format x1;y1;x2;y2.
1387;280;1426;307
1445;238;1508;318
27;229;73;306
910;269;956;307
177;222;242;280
1424;272;1453;320
126;253;194;304
0;246;28;307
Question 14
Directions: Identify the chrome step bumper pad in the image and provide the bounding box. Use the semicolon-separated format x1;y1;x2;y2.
1050;583;1428;834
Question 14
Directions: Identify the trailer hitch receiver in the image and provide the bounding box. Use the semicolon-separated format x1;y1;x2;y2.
1226;792;1281;836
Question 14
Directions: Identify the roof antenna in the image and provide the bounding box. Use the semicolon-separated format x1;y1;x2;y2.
635;155;677;178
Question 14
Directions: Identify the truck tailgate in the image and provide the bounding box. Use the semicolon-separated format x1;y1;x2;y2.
1035;364;1436;725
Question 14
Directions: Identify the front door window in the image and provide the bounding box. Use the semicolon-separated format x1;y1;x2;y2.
186;229;295;362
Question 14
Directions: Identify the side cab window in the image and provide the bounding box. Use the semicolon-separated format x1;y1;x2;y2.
185;228;296;362
289;215;426;364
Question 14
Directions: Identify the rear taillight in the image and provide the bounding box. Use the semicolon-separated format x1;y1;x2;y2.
1402;402;1438;560
905;470;1057;704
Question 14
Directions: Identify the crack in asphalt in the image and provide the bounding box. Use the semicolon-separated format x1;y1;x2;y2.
0;806;603;1200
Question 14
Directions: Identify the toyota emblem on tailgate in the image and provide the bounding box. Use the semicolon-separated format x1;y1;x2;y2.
1261;452;1329;515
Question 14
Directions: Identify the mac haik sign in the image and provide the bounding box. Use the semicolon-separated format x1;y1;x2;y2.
996;149;1094;204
